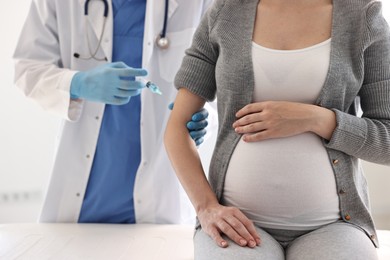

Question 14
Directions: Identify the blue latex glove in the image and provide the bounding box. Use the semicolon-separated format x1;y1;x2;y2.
70;62;148;105
169;102;209;146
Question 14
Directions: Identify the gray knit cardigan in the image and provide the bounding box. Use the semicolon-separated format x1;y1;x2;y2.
174;0;390;247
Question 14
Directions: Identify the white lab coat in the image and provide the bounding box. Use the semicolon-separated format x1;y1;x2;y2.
13;0;216;224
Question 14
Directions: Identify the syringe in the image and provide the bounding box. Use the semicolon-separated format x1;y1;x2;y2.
138;78;163;95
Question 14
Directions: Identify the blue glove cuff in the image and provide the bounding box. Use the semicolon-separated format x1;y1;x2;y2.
70;72;83;99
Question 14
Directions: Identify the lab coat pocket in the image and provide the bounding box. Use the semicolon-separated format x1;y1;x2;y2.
158;27;196;82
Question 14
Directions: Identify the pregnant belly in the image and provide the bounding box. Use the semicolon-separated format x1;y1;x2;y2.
222;133;340;230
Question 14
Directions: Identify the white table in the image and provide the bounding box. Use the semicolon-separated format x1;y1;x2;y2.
0;223;389;260
0;224;194;260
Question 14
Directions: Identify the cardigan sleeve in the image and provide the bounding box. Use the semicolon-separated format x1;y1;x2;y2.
325;2;390;165
173;0;226;102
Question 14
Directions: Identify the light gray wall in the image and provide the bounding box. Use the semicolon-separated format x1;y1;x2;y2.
363;162;390;229
0;0;60;222
0;1;389;229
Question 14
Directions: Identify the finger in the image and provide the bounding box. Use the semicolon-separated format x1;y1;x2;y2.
192;108;209;121
242;131;270;142
233;211;261;246
233;113;262;128
189;129;207;140
236;103;263;118
119;80;145;91
217;220;248;247
187;119;208;130
114;89;142;98
108;61;128;69
168;102;174;110
194;137;204;146
115;68;148;77
234;122;264;134
209;228;228;248
223;215;257;247
127;68;148;77
119;75;135;81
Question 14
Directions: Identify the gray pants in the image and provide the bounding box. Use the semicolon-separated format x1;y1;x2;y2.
194;222;378;260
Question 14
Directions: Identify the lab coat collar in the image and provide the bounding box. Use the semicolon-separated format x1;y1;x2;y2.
78;0;114;61
167;0;179;18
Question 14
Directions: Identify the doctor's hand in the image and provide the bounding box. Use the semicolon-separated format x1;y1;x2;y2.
197;203;261;248
169;102;209;146
70;62;148;105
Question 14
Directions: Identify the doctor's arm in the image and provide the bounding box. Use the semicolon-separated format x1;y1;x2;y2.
13;0;79;120
164;88;260;248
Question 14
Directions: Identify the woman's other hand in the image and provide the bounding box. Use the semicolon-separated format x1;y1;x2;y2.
197;204;261;248
233;101;336;141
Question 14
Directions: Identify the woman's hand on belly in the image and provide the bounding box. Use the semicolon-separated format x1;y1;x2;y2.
233;101;336;142
197;203;261;248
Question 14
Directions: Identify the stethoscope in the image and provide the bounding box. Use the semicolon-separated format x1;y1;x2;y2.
155;0;170;49
74;0;170;61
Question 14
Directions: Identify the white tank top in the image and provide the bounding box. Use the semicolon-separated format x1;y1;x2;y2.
222;39;340;230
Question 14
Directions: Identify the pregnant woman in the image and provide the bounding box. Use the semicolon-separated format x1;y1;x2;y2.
165;0;390;259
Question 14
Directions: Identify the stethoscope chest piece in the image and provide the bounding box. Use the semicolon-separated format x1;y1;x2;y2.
156;35;170;49
156;0;170;50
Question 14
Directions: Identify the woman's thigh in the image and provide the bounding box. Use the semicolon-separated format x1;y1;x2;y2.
286;222;378;260
194;226;285;260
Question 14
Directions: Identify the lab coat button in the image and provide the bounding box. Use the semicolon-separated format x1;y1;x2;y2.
332;159;339;165
370;234;376;240
95;116;100;120
344;214;351;221
86;154;91;159
137;199;142;204
76;193;80;197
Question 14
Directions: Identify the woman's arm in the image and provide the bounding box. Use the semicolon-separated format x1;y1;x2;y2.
322;2;390;165
165;88;215;215
164;88;260;248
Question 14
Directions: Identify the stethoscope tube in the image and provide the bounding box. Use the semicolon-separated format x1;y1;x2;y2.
74;0;109;61
84;0;108;17
74;0;169;61
161;0;169;40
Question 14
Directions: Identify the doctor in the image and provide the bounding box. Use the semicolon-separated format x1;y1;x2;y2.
13;0;216;224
